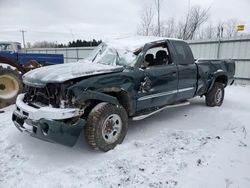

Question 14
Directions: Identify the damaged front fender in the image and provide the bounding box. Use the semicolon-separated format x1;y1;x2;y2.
74;90;120;106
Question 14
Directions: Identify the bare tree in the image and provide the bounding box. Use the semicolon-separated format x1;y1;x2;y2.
182;0;191;40
224;19;238;38
176;21;185;39
137;4;155;36
136;3;209;40
179;5;209;40
161;17;176;38
197;19;245;40
216;22;224;38
198;23;217;39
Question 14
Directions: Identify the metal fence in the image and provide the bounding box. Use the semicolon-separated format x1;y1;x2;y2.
26;47;95;63
188;37;250;80
26;37;250;81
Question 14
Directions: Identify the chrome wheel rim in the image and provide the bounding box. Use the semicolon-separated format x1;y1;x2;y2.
215;88;222;104
0;75;19;100
102;114;122;143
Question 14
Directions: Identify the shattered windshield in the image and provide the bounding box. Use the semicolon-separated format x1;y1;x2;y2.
84;43;138;67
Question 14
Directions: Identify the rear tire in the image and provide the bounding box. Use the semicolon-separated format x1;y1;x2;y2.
84;102;128;152
0;66;23;109
205;82;224;107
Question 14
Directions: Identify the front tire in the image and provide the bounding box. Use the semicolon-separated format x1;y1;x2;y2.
205;82;225;107
85;102;128;152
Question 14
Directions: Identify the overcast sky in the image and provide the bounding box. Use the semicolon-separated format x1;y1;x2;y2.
0;0;250;44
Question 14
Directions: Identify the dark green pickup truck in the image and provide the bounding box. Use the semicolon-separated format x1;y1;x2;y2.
12;37;235;151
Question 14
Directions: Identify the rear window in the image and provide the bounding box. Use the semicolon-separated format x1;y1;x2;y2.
172;41;194;64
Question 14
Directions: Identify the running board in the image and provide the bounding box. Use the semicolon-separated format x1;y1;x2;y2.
132;101;190;121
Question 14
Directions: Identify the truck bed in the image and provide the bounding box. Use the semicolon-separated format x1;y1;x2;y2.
195;59;235;96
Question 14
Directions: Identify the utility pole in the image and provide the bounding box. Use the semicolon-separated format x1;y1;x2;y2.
20;30;26;49
217;25;223;58
183;0;190;40
157;0;160;37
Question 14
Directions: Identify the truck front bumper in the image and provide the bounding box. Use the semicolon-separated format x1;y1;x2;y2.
12;94;86;146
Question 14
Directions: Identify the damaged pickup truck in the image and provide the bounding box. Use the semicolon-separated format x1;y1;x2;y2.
12;37;235;152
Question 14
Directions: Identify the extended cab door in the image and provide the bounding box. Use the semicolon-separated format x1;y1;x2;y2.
136;41;178;111
171;41;197;101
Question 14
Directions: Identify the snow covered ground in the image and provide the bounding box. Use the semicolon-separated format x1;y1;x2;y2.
0;85;250;188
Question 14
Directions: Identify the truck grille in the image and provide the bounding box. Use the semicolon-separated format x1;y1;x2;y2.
24;85;60;108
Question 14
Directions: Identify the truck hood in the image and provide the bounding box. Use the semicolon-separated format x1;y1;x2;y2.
23;62;124;87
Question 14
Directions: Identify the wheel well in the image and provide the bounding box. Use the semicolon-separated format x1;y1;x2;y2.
82;100;100;119
215;75;228;86
103;91;132;116
82;90;132;119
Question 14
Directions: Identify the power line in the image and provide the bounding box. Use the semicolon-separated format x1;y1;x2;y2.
20;30;26;49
